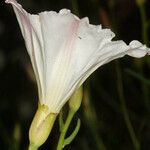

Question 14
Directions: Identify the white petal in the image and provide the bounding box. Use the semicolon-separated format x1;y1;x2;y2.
74;18;115;76
6;0;45;100
59;9;71;14
6;0;149;113
127;40;148;58
37;10;80;104
6;0;32;53
76;41;128;86
56;39;148;112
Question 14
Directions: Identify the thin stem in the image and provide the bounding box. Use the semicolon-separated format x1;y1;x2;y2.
136;1;150;112
83;86;106;150
115;61;140;150
138;3;149;45
56;110;75;150
88;119;106;150
59;110;64;131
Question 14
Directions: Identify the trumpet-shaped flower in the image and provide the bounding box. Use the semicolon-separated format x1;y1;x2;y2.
6;0;149;113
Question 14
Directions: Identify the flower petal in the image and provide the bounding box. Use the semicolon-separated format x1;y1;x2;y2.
127;40;148;58
6;0;45;100
6;0;149;113
38;10;80;96
74;17;115;75
56;39;149;112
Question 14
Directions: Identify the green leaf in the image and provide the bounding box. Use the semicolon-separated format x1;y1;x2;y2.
63;118;81;148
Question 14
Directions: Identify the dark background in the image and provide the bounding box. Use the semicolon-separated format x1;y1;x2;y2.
0;0;150;149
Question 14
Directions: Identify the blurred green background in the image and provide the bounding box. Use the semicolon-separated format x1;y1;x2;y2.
0;0;150;149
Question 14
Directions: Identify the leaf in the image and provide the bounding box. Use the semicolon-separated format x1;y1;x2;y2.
63;118;81;148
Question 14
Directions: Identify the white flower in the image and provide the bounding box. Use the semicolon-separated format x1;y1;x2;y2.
6;0;149;113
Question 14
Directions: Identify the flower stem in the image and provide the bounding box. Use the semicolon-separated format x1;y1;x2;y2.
56;109;75;150
135;0;150;112
137;2;149;45
115;61;140;150
83;86;106;150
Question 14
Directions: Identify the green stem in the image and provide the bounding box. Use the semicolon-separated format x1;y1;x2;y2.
89;120;106;150
83;86;106;150
56;110;75;150
138;3;149;45
59;110;64;131
136;1;150;112
28;143;38;150
115;61;140;150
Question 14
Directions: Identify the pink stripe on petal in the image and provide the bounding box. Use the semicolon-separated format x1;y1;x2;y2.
64;20;80;60
6;0;43;100
6;0;32;52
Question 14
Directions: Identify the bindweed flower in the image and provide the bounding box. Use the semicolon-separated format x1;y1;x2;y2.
6;0;149;114
6;0;149;148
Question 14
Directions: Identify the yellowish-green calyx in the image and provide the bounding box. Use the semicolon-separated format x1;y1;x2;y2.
69;86;83;112
29;104;57;149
